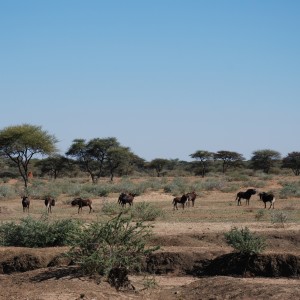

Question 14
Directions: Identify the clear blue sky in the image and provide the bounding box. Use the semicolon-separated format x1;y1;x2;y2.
1;1;299;161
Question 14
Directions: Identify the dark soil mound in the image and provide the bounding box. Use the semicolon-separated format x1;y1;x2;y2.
0;254;43;274
144;252;210;275
144;252;300;278
203;252;300;277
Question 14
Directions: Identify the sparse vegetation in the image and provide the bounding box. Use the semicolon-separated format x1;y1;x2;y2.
271;211;288;227
255;209;265;221
131;202;165;221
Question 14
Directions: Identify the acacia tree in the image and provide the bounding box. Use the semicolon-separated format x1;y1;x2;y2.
0;124;57;188
148;158;169;177
65;139;98;182
35;155;74;179
66;137;135;182
190;150;214;177
214;150;245;173
250;149;281;174
282;152;300;176
106;147;134;181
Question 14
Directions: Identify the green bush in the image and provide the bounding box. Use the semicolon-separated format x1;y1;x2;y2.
224;226;266;255
0;185;17;199
131;202;164;221
279;183;300;199
67;213;159;282
102;202;127;215
255;209;265;221
0;216;82;247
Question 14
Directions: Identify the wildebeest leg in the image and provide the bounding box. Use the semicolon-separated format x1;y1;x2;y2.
89;205;92;213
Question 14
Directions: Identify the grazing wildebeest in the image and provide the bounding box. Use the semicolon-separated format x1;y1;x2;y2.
118;192;137;207
258;192;276;209
235;188;256;206
173;194;188;210
71;197;93;213
186;191;197;207
21;196;30;212
44;196;55;213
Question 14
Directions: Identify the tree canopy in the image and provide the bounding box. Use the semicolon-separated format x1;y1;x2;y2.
66;137;136;182
282;152;300;176
250;149;281;174
214;150;245;173
0;124;57;188
190;150;214;177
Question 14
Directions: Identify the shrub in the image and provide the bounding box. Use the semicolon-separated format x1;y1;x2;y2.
0;216;82;247
279;183;300;199
102;202;126;215
271;211;288;227
131;202;164;221
67;213;159;288
255;209;265;221
0;185;17;199
201;179;226;191
224;226;266;255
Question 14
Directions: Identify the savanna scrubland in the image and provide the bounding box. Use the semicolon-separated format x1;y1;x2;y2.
0;171;300;300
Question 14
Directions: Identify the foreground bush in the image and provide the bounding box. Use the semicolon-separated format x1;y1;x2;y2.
0;216;82;247
67;213;159;288
224;226;266;255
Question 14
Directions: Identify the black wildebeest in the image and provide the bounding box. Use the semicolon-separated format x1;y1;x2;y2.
71;197;93;213
186;191;197;207
118;192;137;207
44;196;55;213
21;196;30;212
235;188;256;206
258;192;276;209
173;194;188;210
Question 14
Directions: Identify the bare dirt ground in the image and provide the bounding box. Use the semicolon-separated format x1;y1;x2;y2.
0;177;299;299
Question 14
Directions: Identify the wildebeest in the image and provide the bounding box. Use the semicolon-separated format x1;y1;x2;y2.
235;188;256;206
21;196;30;212
186;191;197;207
44;196;55;213
258;192;276;209
173;194;188;210
71;197;93;213
118;192;137;207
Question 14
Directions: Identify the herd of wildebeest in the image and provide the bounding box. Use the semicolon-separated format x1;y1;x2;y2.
20;188;276;214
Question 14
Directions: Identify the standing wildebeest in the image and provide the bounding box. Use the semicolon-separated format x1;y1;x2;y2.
235;189;256;206
21;196;30;212
71;197;93;213
173;194;188;210
118;193;137;207
186;191;197;207
44;196;55;213
258;192;276;209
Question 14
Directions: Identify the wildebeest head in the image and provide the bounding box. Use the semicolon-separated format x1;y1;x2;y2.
71;198;80;206
246;189;256;195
